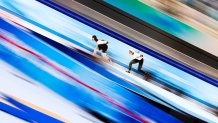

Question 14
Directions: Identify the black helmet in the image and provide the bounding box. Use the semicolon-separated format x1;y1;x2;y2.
92;35;98;41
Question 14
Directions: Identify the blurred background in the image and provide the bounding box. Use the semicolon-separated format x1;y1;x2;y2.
0;0;218;123
141;0;218;41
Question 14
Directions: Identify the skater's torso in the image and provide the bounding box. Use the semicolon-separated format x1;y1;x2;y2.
130;51;143;60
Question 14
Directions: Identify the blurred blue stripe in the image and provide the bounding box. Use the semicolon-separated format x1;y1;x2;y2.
0;18;182;123
1;95;63;123
0;102;31;122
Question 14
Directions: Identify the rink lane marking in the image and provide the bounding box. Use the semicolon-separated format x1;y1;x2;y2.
0;34;149;123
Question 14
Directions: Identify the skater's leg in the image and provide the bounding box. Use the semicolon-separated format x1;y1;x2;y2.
138;59;146;74
127;59;138;73
102;52;108;59
101;45;110;61
93;46;99;56
138;59;150;80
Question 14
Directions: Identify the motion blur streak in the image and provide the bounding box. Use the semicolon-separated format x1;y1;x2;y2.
0;93;65;123
0;34;149;123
